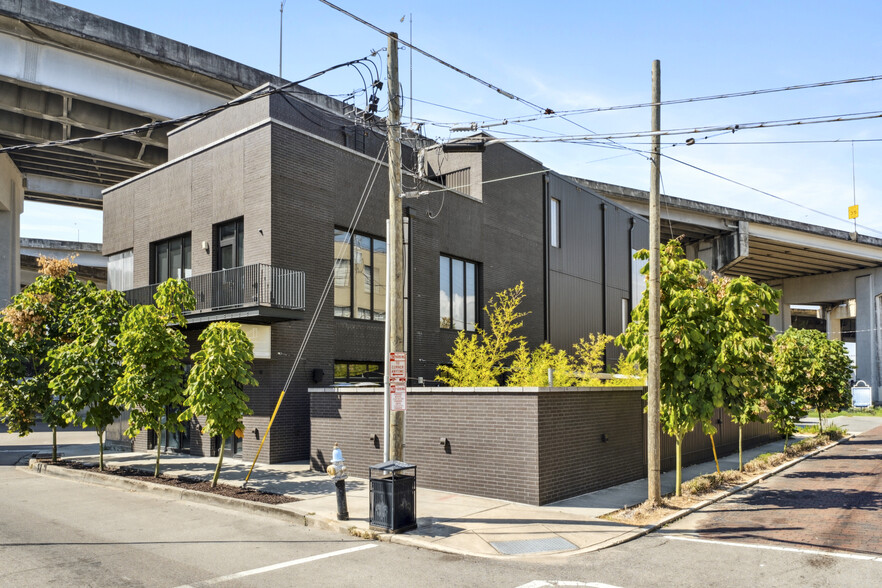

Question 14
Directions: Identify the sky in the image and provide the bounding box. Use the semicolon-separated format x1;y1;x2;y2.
21;0;882;243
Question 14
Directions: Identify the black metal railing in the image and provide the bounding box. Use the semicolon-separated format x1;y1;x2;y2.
124;264;305;314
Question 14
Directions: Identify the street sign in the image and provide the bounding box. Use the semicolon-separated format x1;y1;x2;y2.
389;351;407;411
849;204;859;219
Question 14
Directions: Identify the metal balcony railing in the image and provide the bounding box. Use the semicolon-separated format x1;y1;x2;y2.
124;264;305;315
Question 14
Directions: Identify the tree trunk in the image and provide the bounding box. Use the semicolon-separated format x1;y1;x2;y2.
817;407;823;434
784;432;790;449
154;430;161;477
212;446;224;488
52;426;57;462
738;425;743;472
97;428;105;471
675;436;683;497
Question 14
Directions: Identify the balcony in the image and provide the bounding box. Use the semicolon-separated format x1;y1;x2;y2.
124;264;306;325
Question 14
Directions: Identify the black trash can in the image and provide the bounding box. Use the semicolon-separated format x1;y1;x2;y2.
369;461;417;533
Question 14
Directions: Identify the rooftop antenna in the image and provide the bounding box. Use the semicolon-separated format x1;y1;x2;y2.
279;0;287;80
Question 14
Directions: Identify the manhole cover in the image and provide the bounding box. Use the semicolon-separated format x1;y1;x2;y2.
490;537;577;555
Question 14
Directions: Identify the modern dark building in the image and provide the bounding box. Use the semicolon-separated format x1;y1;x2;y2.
102;84;648;463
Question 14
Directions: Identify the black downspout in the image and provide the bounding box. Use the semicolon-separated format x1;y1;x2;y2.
601;203;608;365
543;173;551;344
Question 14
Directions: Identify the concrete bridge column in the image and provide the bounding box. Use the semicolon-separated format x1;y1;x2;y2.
0;153;23;307
854;274;880;403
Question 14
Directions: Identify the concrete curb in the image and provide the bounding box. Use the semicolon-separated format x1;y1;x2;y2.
631;432;857;538
22;460;332;531
19;433;856;560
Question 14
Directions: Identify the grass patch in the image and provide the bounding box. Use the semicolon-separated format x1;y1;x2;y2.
824;407;882;418
605;430;849;527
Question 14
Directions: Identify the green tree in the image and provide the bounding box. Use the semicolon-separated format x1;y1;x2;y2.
0;256;85;460
508;342;574;387
772;328;853;440
49;285;130;470
113;279;195;476
711;276;780;470
436;282;528;386
618;240;728;495
182;322;257;487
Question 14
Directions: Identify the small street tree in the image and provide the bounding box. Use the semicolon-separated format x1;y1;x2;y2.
436;282;528;386
772;328;853;438
711;276;780;470
0;256;85;460
572;333;615;386
508;342;574;386
617;240;781;495
114;279;195;476
182;322;257;487
49;285;129;470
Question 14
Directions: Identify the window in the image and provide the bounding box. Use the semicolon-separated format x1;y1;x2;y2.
108;250;133;291
334;229;386;321
550;197;561;248
216;218;244;270
334;361;383;384
427;168;471;196
152;234;191;283
631;248;647;310
440;255;477;331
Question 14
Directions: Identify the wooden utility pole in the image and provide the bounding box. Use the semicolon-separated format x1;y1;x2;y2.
387;32;405;461
647;59;662;505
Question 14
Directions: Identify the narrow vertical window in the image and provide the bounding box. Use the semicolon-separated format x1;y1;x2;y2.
550;197;561;248
439;256;451;329
373;238;387;320
334;230;352;317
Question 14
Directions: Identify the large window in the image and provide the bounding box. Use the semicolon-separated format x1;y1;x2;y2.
334;229;386;321
334;361;383;384
152;234;191;283
440;255;477;331
107;249;133;291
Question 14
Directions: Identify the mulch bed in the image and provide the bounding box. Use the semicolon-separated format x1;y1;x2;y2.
50;460;298;505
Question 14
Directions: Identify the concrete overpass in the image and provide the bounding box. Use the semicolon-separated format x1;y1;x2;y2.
577;178;882;402
0;0;281;303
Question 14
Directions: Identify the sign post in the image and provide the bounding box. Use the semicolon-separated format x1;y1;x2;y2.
389;351;407;412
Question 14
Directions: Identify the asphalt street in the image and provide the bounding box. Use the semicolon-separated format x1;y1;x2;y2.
2;425;881;587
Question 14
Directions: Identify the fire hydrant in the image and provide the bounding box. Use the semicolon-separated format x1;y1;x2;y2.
326;442;349;520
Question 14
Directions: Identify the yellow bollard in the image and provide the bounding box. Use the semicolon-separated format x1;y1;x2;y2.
710;433;720;474
244;389;286;485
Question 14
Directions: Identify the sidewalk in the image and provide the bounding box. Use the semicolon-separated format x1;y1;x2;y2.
21;415;881;559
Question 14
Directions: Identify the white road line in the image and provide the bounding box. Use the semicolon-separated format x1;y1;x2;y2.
516;582;623;588
175;543;378;587
668;534;882;562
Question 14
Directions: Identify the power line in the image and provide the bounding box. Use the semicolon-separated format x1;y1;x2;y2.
446;73;882;130
659;152;882;237
0;55;382;156
482;110;882;144
316;0;551;114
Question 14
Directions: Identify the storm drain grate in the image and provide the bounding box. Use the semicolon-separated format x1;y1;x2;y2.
490;537;578;555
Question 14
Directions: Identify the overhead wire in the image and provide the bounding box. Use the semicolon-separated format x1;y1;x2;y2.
444;73;882;129
0;54;383;156
316;0;551;114
479;110;882;144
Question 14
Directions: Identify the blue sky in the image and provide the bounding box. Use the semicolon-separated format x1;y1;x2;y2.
23;0;882;242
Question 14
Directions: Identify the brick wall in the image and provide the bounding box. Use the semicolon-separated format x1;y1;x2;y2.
310;385;780;506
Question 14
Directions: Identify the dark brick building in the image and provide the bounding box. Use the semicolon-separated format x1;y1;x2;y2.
102;84;648;463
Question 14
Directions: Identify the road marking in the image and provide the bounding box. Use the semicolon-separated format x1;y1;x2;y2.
668;535;882;562
175;543;378;587
516;582;623;588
